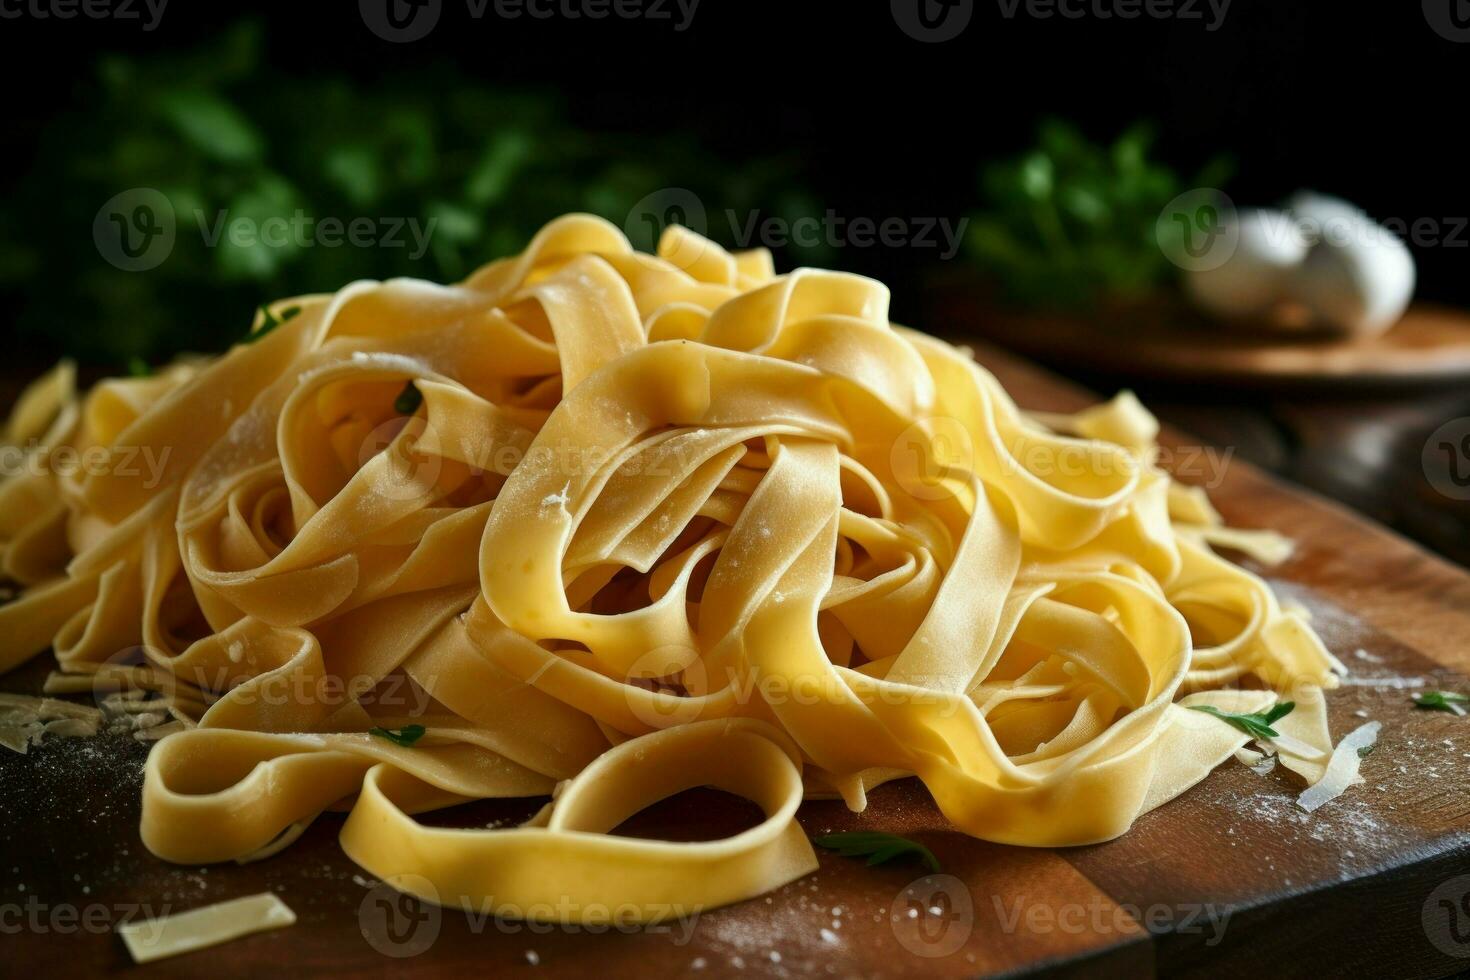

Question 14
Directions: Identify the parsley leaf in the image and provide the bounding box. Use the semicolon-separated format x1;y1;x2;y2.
394;381;423;415
369;724;426;747
1188;701;1296;739
242;304;301;344
813;832;940;873
1412;691;1469;715
127;356;152;378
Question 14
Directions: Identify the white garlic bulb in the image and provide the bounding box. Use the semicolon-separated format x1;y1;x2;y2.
1284;192;1416;337
1183;208;1307;319
1180;192;1415;337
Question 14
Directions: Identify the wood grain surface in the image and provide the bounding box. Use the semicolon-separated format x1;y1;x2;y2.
4;343;1470;978
940;298;1470;388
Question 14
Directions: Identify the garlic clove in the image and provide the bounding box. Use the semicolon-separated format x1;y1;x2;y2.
1288;228;1415;338
1285;191;1415;337
1183;208;1307;320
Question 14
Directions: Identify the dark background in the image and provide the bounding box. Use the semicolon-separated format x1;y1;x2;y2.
0;0;1464;363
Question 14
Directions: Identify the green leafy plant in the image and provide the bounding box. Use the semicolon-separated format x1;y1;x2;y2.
966;118;1232;308
813;832;940;872
1188;700;1296;739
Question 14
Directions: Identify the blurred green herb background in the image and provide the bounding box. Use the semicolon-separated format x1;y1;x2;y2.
0;21;1223;364
966;118;1231;309
0;21;824;364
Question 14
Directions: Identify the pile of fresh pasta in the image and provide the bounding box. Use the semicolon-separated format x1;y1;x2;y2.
0;215;1352;919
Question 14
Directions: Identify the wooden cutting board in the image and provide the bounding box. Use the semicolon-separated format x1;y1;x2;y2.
935;294;1470;389
5;343;1470;978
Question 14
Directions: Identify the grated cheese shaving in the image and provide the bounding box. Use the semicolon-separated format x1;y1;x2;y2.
117;893;296;963
1297;721;1379;814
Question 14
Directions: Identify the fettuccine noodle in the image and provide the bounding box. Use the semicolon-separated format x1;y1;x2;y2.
0;214;1344;921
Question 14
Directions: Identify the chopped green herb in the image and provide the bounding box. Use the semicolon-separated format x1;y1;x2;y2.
814;832;940;873
394;381;423;415
369;724;426;747
1357;744;1376;758
1188;701;1296;740
1412;691;1469;715
127;356;152;377
242;304;301;344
